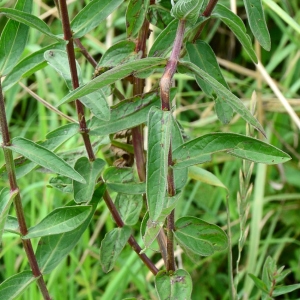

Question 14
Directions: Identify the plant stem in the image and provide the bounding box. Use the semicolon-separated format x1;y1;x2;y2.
0;81;51;300
58;0;158;276
160;19;186;272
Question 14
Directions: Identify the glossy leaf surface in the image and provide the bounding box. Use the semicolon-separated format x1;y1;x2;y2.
155;269;193;300
146;107;172;221
100;226;131;273
172;133;291;169
174;217;228;256
7;137;85;183
24;206;92;239
73;158;105;203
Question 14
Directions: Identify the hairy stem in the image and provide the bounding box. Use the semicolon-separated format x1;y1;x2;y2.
0;82;51;300
160;19;186;272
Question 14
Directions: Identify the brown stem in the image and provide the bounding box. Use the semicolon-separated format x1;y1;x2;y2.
103;191;158;275
0;82;51;299
74;38;98;68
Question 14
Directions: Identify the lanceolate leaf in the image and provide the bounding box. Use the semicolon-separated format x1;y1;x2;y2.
7;137;85;183
71;0;124;38
243;0;271;51
24;206;92;239
2;43;65;91
149;19;178;57
146;107;172;221
179;61;265;135
36;185;105;274
73;157;106;203
212;4;258;63
89;91;160;136
0;0;32;76
106;182;146;195
186;40;233;124
0;271;36;300
0;8;63;41
59;58;167;105
148;4;174;30
155;269;193;300
0;188;17;245
273;284;300;297
126;0;149;37
45;49;110;121
173;133;291;169
174;217;228;256
100;226;131;273
4;216;20;235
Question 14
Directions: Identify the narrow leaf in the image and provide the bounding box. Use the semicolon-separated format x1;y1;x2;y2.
146;107;172;221
115;194;143;226
0;8;63;41
155;269;193;300
73;158;105;203
0;0;32;75
126;0;149;37
107;182;145;195
100;226;131;273
179;61;266;135
149;19;178;57
7;137;85;183
273;284;300;297
188;166;227;190
248;273;269;293
24;206;92;239
2;43;65;91
0;271;36;300
4;216;20;235
71;0;124;38
173;133;291;169
36;185;105;274
148;4;174;30
243;0;271;50
59;58;167;105
0;188;18;245
212;4;258;62
174;217;228;256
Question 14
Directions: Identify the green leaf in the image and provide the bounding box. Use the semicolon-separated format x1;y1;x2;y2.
100;226;131;273
186;40;233;124
248;273;269;294
188;166;227;190
4;216;20;235
107;182;146;195
24;206;92;239
2;43;65;91
212;4;258;63
171;0;202;25
89;91;160;136
155;269;193;300
0;8;63;41
262;256;276;290
126;0;149;37
149;19;178;57
273;284;300;297
71;0;124;38
73;158;105;203
148;4;174;30
174;216;228;256
96;40;140;69
48;176;73;194
146;107;172;221
243;0;271;51
0;270;36;300
0;0;32;76
0;188;18;245
179;61;266;135
103;167;134;183
7;137;85;183
36;185;105;274
115;194;143;226
59;57;166;105
173;132;291;169
45;49;110;121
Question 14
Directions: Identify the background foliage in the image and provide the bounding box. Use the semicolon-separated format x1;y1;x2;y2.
0;0;299;299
